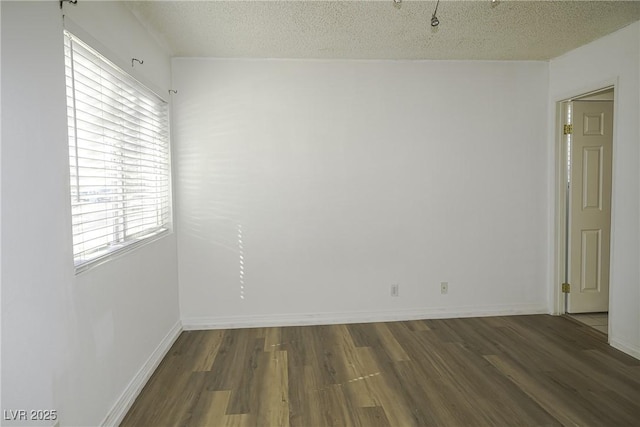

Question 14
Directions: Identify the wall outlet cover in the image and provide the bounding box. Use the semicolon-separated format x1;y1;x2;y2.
391;284;399;297
440;282;449;294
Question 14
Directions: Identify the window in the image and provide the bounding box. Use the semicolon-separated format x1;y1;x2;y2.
64;31;171;272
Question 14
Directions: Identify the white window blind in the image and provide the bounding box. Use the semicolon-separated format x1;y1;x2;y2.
64;31;171;271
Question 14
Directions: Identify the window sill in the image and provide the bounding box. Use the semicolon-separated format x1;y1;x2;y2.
74;228;172;276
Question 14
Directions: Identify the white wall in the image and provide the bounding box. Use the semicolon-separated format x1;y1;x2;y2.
0;0;3;415
172;58;550;327
549;22;640;359
3;4;635;426
1;2;179;426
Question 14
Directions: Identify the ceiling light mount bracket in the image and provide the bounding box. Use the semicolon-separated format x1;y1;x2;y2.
431;0;441;27
60;0;77;9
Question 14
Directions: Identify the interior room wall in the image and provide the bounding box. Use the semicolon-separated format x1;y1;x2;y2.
1;2;179;426
172;58;550;328
3;3;637;426
0;1;3;414
548;21;640;359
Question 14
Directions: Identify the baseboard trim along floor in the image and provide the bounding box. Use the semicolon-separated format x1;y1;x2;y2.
181;304;548;331
101;320;183;427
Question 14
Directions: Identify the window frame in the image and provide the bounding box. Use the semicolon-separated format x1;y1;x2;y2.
64;30;173;273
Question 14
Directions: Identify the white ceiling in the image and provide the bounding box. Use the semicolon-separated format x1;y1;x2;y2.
126;0;640;60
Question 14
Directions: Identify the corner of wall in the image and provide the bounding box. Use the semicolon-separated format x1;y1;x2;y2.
100;320;183;427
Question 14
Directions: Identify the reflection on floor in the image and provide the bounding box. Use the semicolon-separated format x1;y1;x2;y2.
568;312;608;335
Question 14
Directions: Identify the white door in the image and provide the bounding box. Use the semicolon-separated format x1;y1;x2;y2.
567;100;613;313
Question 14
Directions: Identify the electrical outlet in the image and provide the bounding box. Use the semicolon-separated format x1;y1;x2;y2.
440;282;448;295
391;284;399;297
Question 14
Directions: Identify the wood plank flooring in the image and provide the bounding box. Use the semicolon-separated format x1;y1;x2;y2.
121;315;640;426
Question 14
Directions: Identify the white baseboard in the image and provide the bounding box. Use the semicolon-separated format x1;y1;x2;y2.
182;304;547;330
101;320;183;427
610;338;640;361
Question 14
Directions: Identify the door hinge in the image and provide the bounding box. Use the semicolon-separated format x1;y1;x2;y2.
562;283;571;293
563;124;573;135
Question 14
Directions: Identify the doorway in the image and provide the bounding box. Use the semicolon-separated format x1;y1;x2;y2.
556;87;614;336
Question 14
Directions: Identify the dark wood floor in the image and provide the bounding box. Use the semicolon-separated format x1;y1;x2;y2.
121;315;640;426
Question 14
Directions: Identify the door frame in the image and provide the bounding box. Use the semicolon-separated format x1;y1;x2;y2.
552;81;618;335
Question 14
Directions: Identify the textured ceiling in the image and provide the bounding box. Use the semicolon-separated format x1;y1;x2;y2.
126;1;640;60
